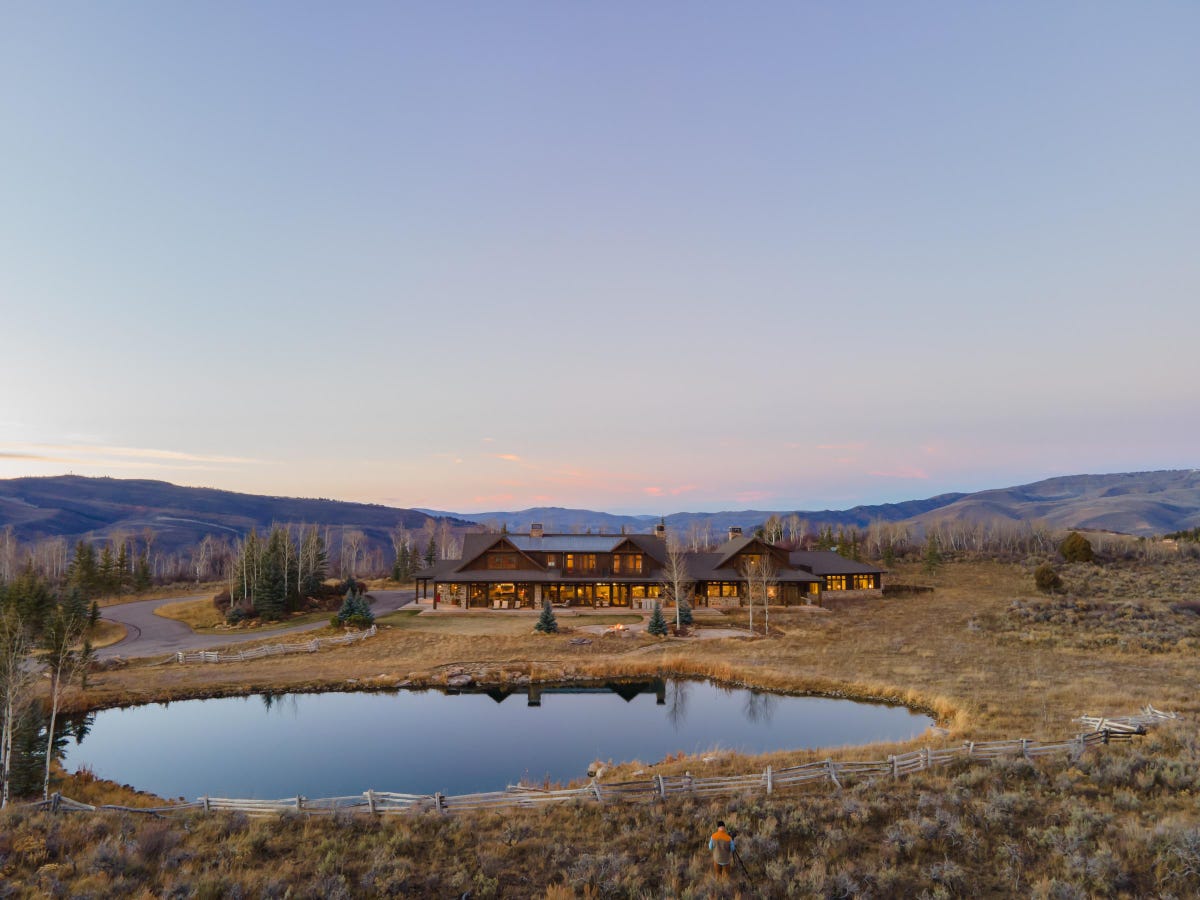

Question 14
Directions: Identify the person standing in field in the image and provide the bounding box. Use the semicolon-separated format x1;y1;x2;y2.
708;820;735;876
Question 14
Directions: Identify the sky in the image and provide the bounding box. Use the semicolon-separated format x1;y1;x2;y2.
2;2;1197;515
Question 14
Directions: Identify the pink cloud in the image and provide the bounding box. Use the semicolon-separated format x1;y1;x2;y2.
869;467;930;480
643;486;664;496
494;454;521;462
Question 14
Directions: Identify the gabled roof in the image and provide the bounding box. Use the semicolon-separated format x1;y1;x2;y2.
712;535;788;570
789;550;884;576
456;533;545;573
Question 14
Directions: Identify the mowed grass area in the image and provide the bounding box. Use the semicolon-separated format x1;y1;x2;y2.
96;584;222;608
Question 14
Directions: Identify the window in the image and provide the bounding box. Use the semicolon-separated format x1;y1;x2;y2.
545;554;557;568
825;575;847;591
613;554;642;575
565;554;575;571
853;574;876;590
808;582;820;595
581;554;597;572
487;553;517;569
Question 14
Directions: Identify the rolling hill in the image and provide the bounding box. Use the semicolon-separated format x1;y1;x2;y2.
0;476;464;554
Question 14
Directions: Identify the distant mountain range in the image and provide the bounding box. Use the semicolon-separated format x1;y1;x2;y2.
422;469;1200;538
1;470;1197;556
0;475;467;553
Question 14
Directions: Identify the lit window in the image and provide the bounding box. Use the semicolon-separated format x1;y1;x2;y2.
826;575;847;591
853;574;875;590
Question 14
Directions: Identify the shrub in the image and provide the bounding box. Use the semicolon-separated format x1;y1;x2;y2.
336;590;374;628
1060;532;1094;563
1034;564;1064;595
677;597;694;627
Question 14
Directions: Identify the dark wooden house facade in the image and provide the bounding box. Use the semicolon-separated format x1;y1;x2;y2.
416;525;884;609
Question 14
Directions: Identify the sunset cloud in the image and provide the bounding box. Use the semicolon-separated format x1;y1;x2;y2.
0;442;259;468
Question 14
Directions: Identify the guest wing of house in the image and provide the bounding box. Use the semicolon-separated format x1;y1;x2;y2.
416;525;883;609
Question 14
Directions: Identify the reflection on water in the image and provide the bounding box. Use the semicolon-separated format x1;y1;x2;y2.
62;679;932;799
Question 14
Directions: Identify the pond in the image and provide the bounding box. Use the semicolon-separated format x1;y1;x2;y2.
62;680;933;799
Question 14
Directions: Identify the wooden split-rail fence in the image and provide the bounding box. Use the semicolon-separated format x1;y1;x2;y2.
174;625;377;664
23;706;1179;819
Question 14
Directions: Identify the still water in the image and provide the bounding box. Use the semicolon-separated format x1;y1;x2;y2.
63;680;932;799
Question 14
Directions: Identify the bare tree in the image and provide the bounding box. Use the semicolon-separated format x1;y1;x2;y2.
739;555;778;636
0;608;36;808
659;538;695;630
40;600;94;800
340;529;366;578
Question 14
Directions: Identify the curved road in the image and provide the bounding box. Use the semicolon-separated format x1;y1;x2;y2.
98;589;416;659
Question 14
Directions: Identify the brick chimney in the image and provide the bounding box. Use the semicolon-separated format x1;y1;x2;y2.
530;523;544;538
654;523;666;540
728;526;743;541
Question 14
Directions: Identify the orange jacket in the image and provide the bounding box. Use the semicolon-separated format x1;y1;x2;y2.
709;828;734;865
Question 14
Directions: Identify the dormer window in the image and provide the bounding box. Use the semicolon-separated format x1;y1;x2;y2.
546;554;557;568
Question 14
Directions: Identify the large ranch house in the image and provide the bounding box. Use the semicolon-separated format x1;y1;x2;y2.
415;524;884;610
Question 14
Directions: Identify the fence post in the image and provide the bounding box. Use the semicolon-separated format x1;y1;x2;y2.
176;651;184;664
826;759;841;790
296;795;306;815
765;765;773;795
966;741;974;758
655;774;666;799
202;795;211;814
51;792;61;813
889;755;897;779
922;748;931;771
1021;739;1030;759
683;771;694;794
435;792;447;814
591;781;603;803
366;790;377;815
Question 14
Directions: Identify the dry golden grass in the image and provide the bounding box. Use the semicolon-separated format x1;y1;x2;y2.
86;619;127;650
375;611;643;635
13;556;1200;897
68;557;1200;748
154;596;224;630
96;584;221;608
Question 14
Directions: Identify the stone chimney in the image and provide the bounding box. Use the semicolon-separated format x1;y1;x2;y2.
728;526;743;541
654;523;666;540
530;523;544;538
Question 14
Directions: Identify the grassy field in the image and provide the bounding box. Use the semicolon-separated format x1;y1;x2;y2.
154;598;343;635
8;555;1199;896
375;610;644;635
96;584;222;608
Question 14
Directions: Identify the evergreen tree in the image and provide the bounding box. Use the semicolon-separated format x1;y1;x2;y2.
115;543;129;591
647;601;669;636
677;596;694;627
534;599;558;634
424;537;437;568
922;533;943;574
253;531;288;620
66;541;98;599
97;545;117;595
882;544;896;568
133;553;153;592
299;526;328;596
336;587;374;627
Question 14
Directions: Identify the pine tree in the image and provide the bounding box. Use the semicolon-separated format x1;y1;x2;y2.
424;537;437;568
133;553;153;592
677;596;694;627
299;526;328;596
115;543;129;591
337;587;374;627
97;545;117;595
253;531;288;620
922;533;943;574
67;541;98;599
647;601;668;637
535;599;558;634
